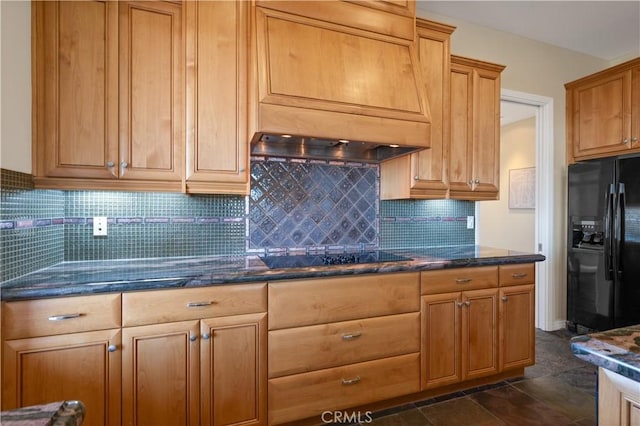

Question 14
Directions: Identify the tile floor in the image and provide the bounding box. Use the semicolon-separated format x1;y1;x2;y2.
366;329;597;426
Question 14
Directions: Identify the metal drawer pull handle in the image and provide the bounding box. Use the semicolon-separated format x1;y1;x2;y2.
512;273;527;279
455;278;472;284
186;301;214;308
48;313;83;321
342;332;362;341
342;376;361;385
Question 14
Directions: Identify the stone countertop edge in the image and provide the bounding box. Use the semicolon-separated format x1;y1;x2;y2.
570;324;640;383
0;400;85;426
0;246;545;301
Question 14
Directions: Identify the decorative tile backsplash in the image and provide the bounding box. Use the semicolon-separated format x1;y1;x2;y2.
0;169;64;281
1;162;476;281
249;158;378;252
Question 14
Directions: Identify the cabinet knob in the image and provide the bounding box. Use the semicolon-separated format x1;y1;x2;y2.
121;161;128;168
468;180;474;185
414;176;419;180
623;138;629;144
189;335;197;342
202;333;211;340
106;161;115;168
108;344;117;353
502;296;508;302
457;302;463;308
632;137;638;143
474;179;480;184
464;301;471;306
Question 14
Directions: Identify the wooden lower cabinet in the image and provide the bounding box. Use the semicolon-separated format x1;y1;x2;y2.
268;353;420;425
200;313;267;426
499;284;536;370
421;288;499;390
2;329;122;426
121;314;266;426
598;367;640;426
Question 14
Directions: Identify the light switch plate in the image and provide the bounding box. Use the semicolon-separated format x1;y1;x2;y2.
93;217;108;236
467;216;475;229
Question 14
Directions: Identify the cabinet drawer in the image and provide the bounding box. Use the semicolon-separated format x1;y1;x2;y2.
499;264;535;286
268;353;420;425
122;283;267;326
3;294;122;339
268;273;419;330
421;266;498;295
269;312;420;378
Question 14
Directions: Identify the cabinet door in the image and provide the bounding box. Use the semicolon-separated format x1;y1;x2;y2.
499;284;535;370
380;19;454;200
448;61;474;195
34;1;118;179
420;292;461;390
185;0;249;195
462;288;499;380
122;321;200;426
570;69;631;160
118;1;183;181
2;329;121;426
631;66;640;150
200;313;267;426
471;66;501;198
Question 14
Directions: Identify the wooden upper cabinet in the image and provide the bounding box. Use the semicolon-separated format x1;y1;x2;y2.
566;58;640;163
118;1;183;182
33;0;183;191
380;19;455;200
449;55;504;201
251;2;431;149
33;1;119;181
185;1;250;195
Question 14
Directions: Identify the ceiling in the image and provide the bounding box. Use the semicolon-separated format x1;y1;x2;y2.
415;1;640;62
415;1;640;126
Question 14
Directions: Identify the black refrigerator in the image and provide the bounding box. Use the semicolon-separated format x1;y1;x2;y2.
567;155;640;332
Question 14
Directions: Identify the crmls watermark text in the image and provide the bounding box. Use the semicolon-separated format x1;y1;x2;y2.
321;411;373;424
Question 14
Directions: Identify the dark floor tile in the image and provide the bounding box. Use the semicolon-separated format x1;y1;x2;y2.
419;397;505;426
552;365;598;397
471;385;576;426
368;408;432;426
371;404;417;419
512;375;596;422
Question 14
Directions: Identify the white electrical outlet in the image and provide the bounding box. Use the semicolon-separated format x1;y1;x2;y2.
93;217;108;236
467;216;475;229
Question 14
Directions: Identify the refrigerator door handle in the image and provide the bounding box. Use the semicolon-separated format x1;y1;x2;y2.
615;183;626;274
604;184;614;280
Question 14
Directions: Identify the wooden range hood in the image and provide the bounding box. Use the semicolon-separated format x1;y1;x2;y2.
249;1;432;163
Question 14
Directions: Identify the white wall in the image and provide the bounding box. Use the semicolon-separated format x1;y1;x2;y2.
0;0;31;174
416;10;610;329
478;117;535;253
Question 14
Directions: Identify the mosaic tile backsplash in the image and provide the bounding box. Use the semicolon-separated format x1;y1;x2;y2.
1;161;475;281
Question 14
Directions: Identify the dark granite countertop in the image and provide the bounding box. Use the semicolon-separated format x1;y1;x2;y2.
570;325;640;383
0;400;85;425
0;245;545;301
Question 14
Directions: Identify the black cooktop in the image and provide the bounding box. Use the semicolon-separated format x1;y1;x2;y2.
260;251;412;269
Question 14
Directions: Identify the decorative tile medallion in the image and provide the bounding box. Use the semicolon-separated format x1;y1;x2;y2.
249;158;379;252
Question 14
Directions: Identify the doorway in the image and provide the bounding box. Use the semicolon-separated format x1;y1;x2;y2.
477;89;556;331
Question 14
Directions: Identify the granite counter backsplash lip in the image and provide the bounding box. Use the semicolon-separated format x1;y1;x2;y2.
0;245;545;301
570;325;640;383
